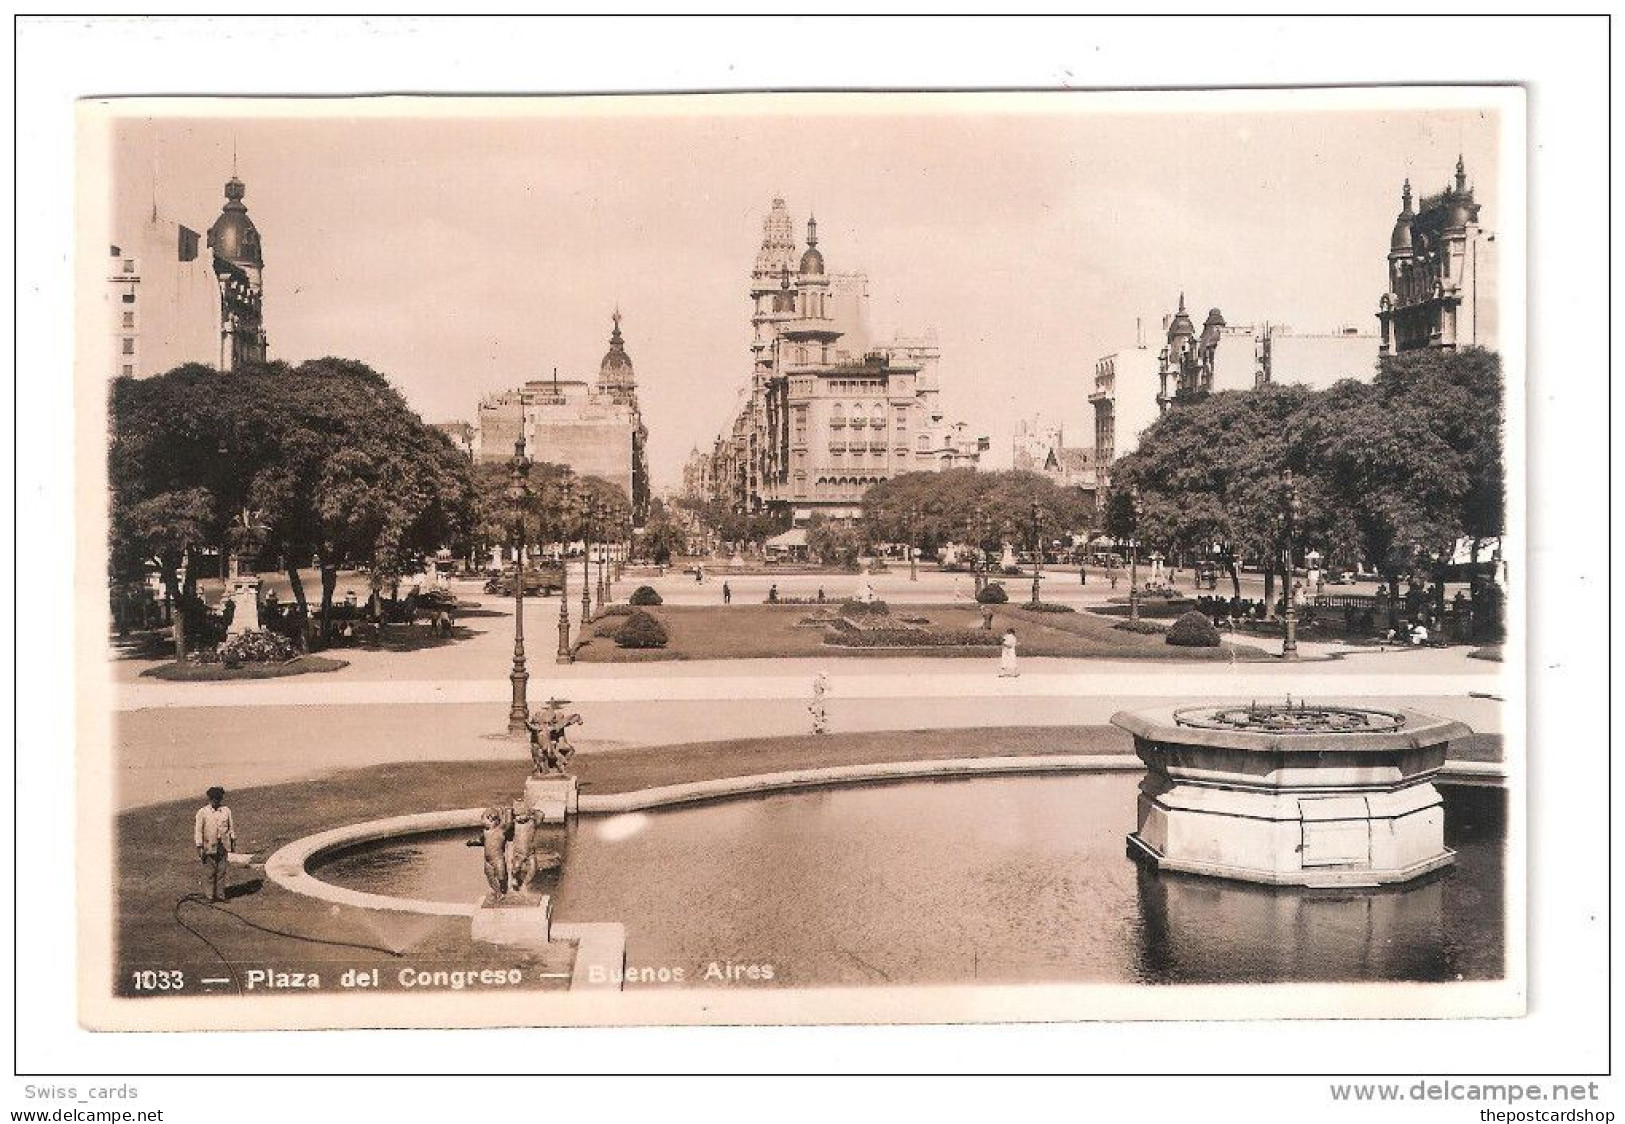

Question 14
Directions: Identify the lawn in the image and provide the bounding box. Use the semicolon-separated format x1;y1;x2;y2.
571;603;1270;663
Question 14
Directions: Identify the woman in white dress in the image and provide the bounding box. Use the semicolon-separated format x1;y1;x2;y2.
999;628;1020;677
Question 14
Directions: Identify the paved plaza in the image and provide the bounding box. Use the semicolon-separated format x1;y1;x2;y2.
110;570;1504;810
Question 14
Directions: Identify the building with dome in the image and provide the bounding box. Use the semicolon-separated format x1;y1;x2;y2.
473;310;650;522
702;198;987;524
1377;156;1497;355
207;176;268;370
105;174;269;379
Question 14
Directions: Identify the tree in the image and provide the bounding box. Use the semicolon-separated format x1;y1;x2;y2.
806;514;863;570
110;358;477;652
861;469;1094;557
251;358;475;639
1107;349;1505;624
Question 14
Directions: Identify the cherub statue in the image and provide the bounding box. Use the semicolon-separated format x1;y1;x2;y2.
507;798;537;892
477;805;509;896
525;703;582;776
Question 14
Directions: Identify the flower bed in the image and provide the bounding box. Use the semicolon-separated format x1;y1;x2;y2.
1113;618;1169;635
825;626;1000;649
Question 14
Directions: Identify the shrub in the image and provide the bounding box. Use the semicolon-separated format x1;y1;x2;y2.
613;608;669;649
599;603;634;617
1166;610;1222;647
629;585;663;606
1113;618;1169;635
1021;601;1076;613
214;628;298;666
839;599;890;617
976;582;1009;604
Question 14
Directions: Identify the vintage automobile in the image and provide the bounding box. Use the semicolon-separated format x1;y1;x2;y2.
484;564;566;597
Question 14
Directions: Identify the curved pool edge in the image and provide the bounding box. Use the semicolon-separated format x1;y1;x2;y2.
265;752;1505;916
264;754;1138;915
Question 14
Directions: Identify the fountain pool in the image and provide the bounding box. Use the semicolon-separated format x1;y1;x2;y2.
312;772;1504;987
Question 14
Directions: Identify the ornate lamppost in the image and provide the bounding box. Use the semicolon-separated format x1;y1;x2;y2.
1277;469;1302;660
595;509;608;615
1029;501;1045;607
906;504;919;582
506;437;532;734
1129;487;1144;622
580;498;596;625
555;474;574;664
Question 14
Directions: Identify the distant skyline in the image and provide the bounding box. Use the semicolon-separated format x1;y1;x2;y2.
104;93;1503;486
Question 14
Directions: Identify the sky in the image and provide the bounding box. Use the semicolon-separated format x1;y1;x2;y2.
106;94;1502;487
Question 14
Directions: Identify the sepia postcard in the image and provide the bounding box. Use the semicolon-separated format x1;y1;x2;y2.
75;87;1526;1031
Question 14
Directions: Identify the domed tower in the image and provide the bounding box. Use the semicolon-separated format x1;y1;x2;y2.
206;176;267;371
781;216;841;368
1378;158;1492;356
598;307;637;403
596;308;650;523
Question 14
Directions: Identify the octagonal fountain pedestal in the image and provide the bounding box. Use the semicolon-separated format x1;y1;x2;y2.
1114;702;1470;888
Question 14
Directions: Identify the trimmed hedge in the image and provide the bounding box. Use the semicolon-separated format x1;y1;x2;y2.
629;585;663;606
599;603;634;617
975;582;1009;604
613;608;669;648
1166;610;1222;647
1021;601;1076;613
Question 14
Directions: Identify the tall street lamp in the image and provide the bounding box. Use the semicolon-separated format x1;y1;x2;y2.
906;505;920;582
580;498;596;626
1029;501;1045;606
506;437;532;734
1129;487;1144;622
555;474;574;664
595;509;608;615
1277;469;1302;660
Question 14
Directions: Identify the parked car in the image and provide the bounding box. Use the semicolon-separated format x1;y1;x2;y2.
484;564;565;597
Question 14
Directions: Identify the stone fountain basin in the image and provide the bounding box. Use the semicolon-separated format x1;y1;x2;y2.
1113;705;1471;790
1114;704;1474;887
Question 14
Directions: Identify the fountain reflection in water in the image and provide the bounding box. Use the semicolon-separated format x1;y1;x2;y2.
312;774;1503;988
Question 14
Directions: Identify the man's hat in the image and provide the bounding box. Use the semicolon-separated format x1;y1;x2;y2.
206;786;225;800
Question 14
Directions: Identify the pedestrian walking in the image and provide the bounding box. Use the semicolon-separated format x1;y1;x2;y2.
1080;564;1087;586
193;786;237;903
998;628;1020;678
723;582;732;605
809;671;830;735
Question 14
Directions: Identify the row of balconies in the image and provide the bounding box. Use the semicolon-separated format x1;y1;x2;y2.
823;441;892;454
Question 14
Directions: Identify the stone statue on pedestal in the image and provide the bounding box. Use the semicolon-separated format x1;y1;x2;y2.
525;704;582;776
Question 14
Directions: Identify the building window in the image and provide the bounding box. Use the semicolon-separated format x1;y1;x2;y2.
121;337;135;355
120;364;133;377
122;259;135;274
121;311;135;329
121;293;135;304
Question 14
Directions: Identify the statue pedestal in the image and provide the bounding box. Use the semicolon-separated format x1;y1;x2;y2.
225;578;262;637
471;893;552;947
524;775;579;825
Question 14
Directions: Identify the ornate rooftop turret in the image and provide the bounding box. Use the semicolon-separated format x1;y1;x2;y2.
798;215;825;276
1390;178;1416;254
207;176;262;269
598;307;635;390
